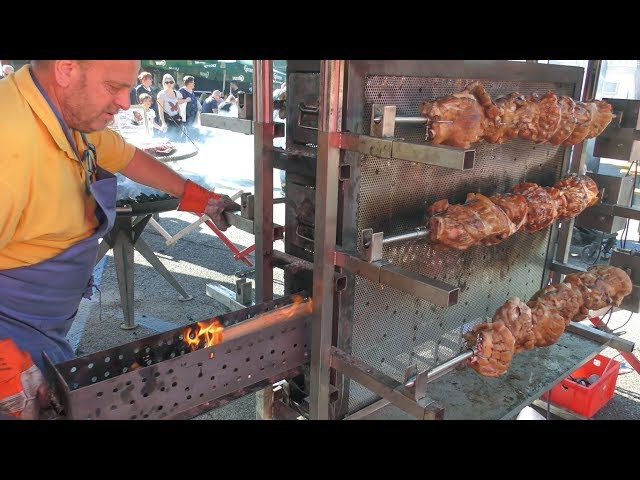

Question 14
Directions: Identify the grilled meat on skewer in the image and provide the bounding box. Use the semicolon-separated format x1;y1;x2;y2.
427;193;518;250
418;82;613;148
529;282;583;326
491;297;535;353
516;91;562;144
564;265;633;319
527;299;567;347
419;89;486;149
467;266;632;377
548;96;578;145
464;321;515;377
553;174;599;220
427;175;598;250
510;182;558;233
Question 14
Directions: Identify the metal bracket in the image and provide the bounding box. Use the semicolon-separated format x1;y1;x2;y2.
334;250;459;307
235;278;253;306
339;132;474;171
370;104;397;138
329;347;444;420
362;228;384;262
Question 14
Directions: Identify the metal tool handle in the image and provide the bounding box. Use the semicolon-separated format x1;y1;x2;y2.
297;102;319;131
296;224;314;242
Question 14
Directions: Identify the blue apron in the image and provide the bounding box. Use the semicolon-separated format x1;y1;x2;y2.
0;68;117;372
0;167;116;372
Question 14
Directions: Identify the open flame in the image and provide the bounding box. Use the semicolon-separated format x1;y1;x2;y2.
183;319;224;352
181;294;312;353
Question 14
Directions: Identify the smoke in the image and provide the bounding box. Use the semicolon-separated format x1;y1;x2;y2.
117;110;284;201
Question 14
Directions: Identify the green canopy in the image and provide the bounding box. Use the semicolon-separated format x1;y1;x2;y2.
141;60;286;88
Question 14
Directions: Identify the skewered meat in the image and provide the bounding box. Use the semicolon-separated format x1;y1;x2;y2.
418;82;613;148
428;175;599;250
510;182;558;233
516;91;562;144
483;93;524;144
553;174;599;219
586;100;614;138
548;96;577;145
419;89;485;149
492;297;535;352
564;265;633;319
529;282;583;326
486;193;529;240
466;266;632;376
464;321;515;377
562;101;593;146
427;193;517;250
527;299;567;347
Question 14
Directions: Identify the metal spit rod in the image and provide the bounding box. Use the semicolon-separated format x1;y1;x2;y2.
422;350;473;383
381;227;430;246
372;115;427;125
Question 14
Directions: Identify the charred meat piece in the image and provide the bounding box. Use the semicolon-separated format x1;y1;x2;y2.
464;321;515;377
419;89;485;149
516;91;562;143
529;282;583;326
553;174;599;219
586;99;614;138
548;96;577;145
527;299;566;347
492;297;535;352
511;182;558;232
428;193;516;250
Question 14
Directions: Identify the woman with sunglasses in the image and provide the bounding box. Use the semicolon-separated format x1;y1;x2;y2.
156;73;191;141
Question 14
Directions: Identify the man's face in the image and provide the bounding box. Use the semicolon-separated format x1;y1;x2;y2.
142;76;153;87
61;60;140;132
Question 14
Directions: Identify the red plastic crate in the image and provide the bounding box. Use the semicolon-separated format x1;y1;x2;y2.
540;354;620;418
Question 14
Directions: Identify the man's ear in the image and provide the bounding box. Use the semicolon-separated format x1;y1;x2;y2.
53;60;78;88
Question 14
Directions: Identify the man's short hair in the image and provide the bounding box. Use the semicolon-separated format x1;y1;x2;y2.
138;71;153;81
138;93;152;102
183;75;195;85
212;90;221;96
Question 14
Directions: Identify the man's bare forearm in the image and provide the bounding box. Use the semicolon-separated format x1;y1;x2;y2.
119;149;187;198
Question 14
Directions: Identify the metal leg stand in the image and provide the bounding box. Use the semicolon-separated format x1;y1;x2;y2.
134;237;193;301
99;212;194;331
111;227;137;330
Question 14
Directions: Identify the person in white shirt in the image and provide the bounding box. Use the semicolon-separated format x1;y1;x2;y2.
139;93;165;137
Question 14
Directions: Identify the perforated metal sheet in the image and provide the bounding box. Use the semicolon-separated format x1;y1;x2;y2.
348;74;575;413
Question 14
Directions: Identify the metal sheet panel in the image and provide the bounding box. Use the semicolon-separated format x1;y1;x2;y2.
345;68;576;413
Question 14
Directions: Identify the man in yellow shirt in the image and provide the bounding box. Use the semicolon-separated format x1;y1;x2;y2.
0;60;238;418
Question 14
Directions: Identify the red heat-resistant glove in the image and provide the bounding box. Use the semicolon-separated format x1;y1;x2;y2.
178;179;219;213
178;180;240;231
0;339;46;420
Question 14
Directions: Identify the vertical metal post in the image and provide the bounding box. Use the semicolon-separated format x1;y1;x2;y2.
309;60;344;420
253;60;274;302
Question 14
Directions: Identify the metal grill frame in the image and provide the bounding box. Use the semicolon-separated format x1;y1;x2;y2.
335;60;584;416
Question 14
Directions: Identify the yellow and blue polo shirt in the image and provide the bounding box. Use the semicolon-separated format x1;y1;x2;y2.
0;65;136;269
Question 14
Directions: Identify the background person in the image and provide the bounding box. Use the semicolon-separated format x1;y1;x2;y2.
129;71;160;126
0;60;238;419
156;73;191;141
178;75;201;138
202;89;222;114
